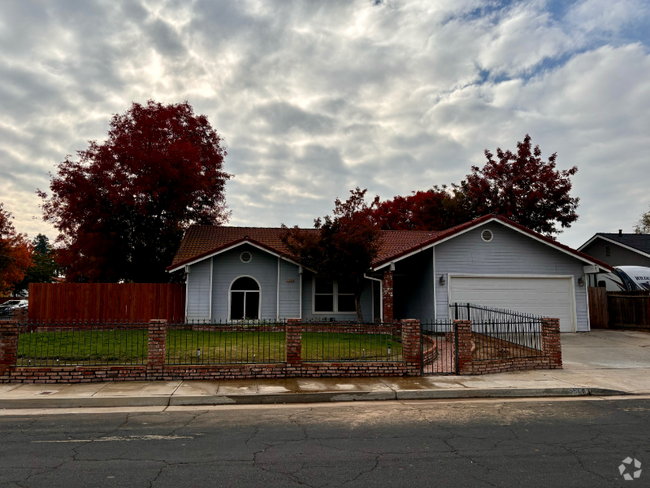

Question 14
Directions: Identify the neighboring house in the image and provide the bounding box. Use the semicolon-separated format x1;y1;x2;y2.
578;231;650;268
168;215;611;332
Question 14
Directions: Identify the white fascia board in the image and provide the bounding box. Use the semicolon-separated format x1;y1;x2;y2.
372;219;497;271
577;235;600;252
372;218;609;272
168;240;305;273
578;234;650;260
495;220;610;272
448;273;575;279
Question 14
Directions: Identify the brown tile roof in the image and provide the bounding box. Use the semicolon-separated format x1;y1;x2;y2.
169;226;440;270
168;215;613;272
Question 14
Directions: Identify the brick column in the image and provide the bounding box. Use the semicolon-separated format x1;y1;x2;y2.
147;319;167;380
0;320;19;380
286;319;302;377
382;271;394;322
453;320;473;375
541;318;562;369
401;319;421;376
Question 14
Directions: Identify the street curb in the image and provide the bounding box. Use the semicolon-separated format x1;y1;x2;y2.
0;387;629;409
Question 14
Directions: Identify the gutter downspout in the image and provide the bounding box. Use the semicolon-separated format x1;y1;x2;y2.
299;266;303;320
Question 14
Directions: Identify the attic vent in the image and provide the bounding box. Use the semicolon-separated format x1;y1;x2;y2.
240;251;252;263
481;229;493;242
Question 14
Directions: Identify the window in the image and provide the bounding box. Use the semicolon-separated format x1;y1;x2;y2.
240;251;252;263
605;246;611;257
313;277;356;313
230;277;260;320
481;229;493;242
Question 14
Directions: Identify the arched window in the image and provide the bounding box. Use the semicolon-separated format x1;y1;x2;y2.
230;277;260;320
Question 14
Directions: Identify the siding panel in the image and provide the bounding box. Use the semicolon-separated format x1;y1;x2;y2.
209;245;279;321
186;259;211;321
279;260;301;318
434;222;589;331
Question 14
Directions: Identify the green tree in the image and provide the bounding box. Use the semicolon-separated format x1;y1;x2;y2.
14;234;59;295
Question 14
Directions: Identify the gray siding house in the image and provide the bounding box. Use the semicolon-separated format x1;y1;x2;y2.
578;232;650;268
168;215;611;332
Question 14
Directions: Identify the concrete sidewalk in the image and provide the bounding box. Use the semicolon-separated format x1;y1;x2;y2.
1;329;648;409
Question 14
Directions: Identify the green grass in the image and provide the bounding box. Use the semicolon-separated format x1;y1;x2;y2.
302;332;402;361
16;329;403;366
166;330;286;364
17;329;149;366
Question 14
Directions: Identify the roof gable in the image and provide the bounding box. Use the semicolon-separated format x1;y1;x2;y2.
169;216;613;273
579;233;650;258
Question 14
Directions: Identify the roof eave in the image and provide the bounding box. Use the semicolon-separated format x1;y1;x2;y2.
167;238;306;273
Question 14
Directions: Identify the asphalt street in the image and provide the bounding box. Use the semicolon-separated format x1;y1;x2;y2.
1;398;649;487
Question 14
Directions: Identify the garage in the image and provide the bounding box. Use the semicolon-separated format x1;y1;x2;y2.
448;275;577;333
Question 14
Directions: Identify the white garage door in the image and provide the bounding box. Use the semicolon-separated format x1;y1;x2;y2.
449;276;576;332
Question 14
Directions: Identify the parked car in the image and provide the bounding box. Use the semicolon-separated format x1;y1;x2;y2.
590;266;650;292
0;299;28;317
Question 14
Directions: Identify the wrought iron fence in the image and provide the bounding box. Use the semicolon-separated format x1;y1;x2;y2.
420;320;456;374
16;321;149;366
451;303;543;360
165;320;286;365
301;321;402;362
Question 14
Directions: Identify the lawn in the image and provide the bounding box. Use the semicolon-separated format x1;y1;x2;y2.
16;329;403;366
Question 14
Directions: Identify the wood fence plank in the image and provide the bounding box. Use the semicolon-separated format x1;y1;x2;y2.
27;283;187;323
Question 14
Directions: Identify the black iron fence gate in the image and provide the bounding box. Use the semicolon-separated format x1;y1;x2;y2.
421;319;457;375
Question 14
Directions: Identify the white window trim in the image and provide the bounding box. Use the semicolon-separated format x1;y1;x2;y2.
228;275;262;320
240;251;253;263
311;276;356;314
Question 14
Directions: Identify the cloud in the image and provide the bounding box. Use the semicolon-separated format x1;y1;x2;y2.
0;0;648;250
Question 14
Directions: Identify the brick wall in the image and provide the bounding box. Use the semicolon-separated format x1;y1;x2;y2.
0;317;563;383
0;318;421;383
451;318;563;375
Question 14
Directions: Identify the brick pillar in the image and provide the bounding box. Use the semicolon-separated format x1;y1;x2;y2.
541;318;562;369
147;319;167;380
401;319;421;376
453;320;473;375
0;320;19;380
382;271;394;322
286;319;302;377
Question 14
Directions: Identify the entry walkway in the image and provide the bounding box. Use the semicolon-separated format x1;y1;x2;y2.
1;330;648;409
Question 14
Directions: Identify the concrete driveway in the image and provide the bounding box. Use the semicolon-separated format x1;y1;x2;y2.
562;329;650;370
550;329;650;394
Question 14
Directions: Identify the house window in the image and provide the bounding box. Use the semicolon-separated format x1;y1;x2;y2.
230;277;260;320
313;277;356;313
606;246;611;257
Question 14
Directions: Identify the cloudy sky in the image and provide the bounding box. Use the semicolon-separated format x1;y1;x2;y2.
1;0;649;249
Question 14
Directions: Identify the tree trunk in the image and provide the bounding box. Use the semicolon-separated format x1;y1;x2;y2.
355;293;364;323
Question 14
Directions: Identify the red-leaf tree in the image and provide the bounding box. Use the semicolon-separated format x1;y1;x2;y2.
282;188;382;322
368;135;578;236
0;204;32;295
39;100;231;283
369;185;473;231
465;134;578;236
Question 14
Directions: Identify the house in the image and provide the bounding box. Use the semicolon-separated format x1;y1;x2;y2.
578;231;650;268
167;215;611;332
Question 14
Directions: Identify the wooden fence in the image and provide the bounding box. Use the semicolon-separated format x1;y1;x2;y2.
587;287;609;328
608;291;650;329
28;283;186;323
